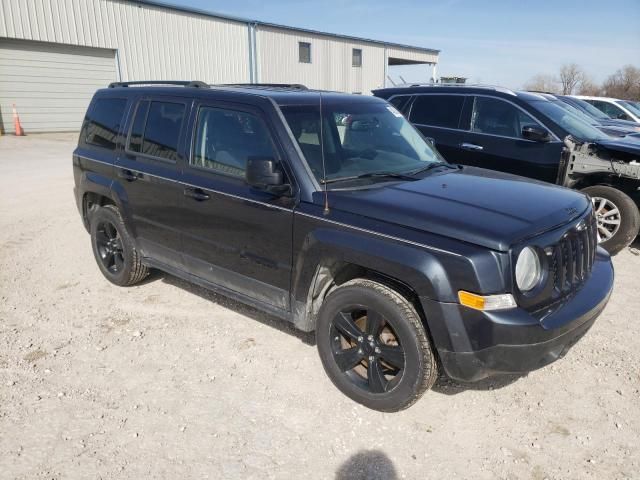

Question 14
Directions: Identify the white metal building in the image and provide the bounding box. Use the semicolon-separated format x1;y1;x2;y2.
0;0;439;133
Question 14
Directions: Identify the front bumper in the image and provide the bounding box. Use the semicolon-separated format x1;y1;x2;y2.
421;249;614;382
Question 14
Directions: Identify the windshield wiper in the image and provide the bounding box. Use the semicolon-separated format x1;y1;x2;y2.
408;161;457;175
321;171;419;185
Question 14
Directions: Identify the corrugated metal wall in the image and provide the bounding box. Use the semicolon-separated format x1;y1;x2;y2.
256;26;388;94
0;0;251;83
0;0;438;131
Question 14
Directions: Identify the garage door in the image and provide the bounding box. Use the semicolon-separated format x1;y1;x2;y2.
0;38;118;133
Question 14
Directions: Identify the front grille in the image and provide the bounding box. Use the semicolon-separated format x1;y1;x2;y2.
551;213;597;294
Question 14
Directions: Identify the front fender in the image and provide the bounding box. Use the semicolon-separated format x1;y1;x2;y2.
290;215;505;332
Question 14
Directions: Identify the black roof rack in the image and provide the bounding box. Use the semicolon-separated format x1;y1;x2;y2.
218;83;309;90
108;80;210;88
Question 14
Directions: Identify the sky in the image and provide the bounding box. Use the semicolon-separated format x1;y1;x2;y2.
170;0;638;89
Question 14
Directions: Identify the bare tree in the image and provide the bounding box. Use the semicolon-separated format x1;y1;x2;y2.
578;74;602;96
602;65;640;100
558;63;584;95
523;74;559;93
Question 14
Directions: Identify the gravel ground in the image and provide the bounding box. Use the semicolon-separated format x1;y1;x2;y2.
1;133;639;480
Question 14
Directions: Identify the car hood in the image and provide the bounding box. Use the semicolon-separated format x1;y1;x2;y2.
327;166;590;251
594;137;640;157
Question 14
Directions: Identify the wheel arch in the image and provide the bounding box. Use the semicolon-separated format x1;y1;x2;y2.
290;228;464;334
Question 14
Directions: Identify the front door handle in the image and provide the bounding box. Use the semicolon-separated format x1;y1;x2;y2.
183;187;210;201
461;142;484;151
118;169;139;181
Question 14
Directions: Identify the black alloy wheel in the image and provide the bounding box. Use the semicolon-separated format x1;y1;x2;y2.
90;205;149;286
316;278;437;412
331;307;406;394
95;220;125;274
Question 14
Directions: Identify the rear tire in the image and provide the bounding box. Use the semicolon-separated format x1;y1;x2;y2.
316;278;437;412
582;185;640;255
90;205;149;286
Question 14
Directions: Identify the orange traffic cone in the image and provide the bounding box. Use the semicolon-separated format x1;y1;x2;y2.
12;104;24;136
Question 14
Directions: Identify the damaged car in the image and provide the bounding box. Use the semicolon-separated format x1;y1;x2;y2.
374;85;640;254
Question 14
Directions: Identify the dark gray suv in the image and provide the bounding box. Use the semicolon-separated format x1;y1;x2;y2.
374;85;640;255
74;81;614;411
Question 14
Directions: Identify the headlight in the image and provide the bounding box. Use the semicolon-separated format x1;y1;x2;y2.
515;247;542;292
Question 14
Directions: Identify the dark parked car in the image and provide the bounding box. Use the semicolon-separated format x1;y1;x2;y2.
74;81;613;412
374;85;640;254
556;95;640;133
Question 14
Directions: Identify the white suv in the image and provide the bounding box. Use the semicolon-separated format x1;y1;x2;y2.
574;95;640;123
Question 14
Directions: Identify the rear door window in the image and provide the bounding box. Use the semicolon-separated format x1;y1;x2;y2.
85;97;128;150
409;94;465;129
127;100;186;161
388;95;412;113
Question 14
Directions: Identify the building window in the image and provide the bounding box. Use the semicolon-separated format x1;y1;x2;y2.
299;42;311;63
352;48;362;67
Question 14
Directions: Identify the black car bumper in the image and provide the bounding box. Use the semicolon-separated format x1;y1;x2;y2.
421;249;614;382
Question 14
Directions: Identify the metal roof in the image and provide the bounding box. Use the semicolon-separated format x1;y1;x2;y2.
128;0;440;55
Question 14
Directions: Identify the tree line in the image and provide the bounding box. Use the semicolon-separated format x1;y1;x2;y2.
523;64;640;100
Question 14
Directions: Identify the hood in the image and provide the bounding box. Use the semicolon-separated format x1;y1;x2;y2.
326;167;590;251
595;137;640;158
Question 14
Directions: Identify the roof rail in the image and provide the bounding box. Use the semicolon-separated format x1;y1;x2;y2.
108;80;210;88
218;83;309;90
394;83;517;96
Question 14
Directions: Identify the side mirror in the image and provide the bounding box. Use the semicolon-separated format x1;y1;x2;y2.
521;125;551;142
246;157;290;195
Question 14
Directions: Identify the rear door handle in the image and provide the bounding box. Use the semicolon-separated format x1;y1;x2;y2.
461;142;484;151
118;169;139;181
183;187;210;201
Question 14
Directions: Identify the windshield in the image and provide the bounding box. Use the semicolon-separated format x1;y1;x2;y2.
552;100;599;126
281;101;445;185
564;97;610;120
617;100;640;117
529;100;608;141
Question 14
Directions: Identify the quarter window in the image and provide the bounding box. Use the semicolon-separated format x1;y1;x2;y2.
85;97;127;150
192;107;277;178
299;42;311;63
127;100;186;161
352;48;362;67
409;94;464;129
471;97;539;139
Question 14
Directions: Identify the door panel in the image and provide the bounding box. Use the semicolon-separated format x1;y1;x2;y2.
179;102;295;310
461;96;563;183
115;97;189;269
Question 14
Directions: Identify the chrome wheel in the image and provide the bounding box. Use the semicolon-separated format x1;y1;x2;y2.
592;196;621;243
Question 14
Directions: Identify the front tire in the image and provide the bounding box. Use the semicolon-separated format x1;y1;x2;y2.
582;185;640;255
90;205;149;286
316;278;437;412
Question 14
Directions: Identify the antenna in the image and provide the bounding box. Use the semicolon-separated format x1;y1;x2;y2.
319;91;330;215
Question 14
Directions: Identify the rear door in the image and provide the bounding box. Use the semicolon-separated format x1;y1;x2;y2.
178;100;295;312
406;94;466;162
114;96;189;269
461;96;563;183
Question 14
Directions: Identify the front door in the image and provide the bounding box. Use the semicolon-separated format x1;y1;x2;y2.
460;96;563;183
178;101;295;311
114;96;189;269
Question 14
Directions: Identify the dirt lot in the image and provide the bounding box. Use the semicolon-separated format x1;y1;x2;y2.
1;133;639;480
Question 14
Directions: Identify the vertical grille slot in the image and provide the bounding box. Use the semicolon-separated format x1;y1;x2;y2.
552;214;596;294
